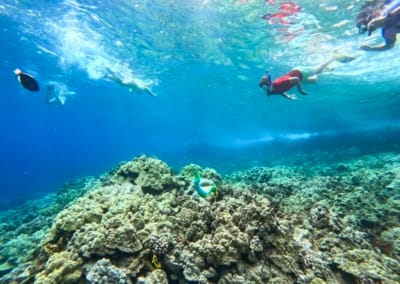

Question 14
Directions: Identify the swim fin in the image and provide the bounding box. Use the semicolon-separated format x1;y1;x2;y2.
334;54;356;63
14;68;40;91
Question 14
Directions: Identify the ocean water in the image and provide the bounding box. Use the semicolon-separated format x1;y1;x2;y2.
1;0;400;210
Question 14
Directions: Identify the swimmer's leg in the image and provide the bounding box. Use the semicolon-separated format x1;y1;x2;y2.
313;58;336;75
311;53;356;76
144;87;157;97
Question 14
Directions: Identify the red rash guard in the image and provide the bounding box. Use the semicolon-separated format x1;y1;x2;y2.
269;69;303;94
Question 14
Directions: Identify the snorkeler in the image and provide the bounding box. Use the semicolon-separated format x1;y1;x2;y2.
259;54;355;100
357;0;400;51
14;68;40;91
46;81;76;105
104;68;156;97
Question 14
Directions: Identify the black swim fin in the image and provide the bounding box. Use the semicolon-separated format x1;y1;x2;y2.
19;73;40;91
14;69;40;91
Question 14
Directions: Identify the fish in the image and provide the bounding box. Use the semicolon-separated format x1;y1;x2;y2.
193;172;217;198
14;68;40;91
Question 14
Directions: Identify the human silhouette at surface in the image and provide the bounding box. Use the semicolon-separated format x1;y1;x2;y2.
357;0;400;51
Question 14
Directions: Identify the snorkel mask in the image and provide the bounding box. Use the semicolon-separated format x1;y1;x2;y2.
265;70;272;87
357;11;373;34
357;1;383;36
259;70;272;89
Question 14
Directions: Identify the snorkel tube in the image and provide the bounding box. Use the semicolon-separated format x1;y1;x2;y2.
265;70;272;88
193;172;217;198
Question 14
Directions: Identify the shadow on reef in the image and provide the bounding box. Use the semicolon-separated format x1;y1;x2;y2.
0;154;400;283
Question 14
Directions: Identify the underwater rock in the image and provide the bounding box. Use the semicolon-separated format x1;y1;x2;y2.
2;153;400;283
53;195;105;233
333;249;400;282
85;258;131;284
148;235;171;256
0;177;98;283
112;155;176;194
104;225;142;253
385;166;400;197
381;227;400;261
176;163;203;186
69;222;108;258
35;251;82;284
136;269;168;284
226;166;301;203
0;262;13;277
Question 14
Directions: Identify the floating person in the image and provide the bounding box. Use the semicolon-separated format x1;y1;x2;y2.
104;68;156;97
258;54;355;100
14;68;40;91
46;81;76;105
357;0;400;51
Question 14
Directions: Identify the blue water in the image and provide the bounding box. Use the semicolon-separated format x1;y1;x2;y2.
1;0;400;209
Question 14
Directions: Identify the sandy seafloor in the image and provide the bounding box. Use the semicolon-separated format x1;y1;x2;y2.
1;150;400;284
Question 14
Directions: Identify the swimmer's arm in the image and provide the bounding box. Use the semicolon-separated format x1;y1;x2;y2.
360;43;395;51
289;77;308;95
387;6;400;19
361;30;396;51
281;92;297;100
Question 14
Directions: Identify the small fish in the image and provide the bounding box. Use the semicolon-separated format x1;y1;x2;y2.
14;68;40;91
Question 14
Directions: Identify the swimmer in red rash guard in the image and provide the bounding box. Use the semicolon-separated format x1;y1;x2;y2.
258;54;355;100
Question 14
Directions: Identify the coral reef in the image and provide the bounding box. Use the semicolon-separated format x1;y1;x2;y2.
1;153;400;283
0;177;99;283
85;258;131;284
111;155;176;194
